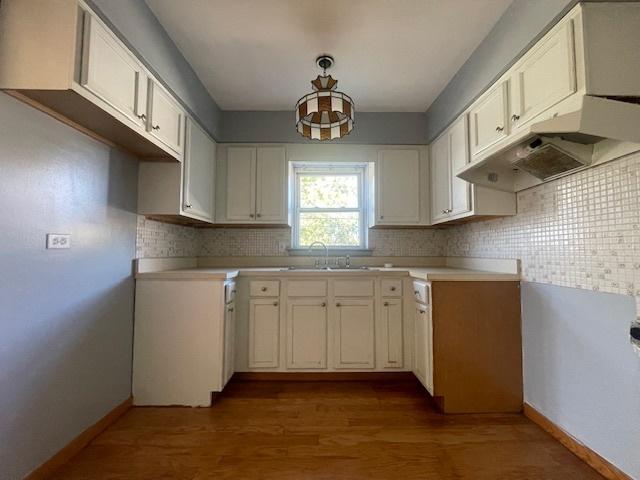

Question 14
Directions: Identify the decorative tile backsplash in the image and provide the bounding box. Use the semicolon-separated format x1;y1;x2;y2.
135;216;199;258
135;152;639;320
447;152;640;316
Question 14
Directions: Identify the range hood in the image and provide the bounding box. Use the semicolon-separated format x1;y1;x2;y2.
458;95;640;192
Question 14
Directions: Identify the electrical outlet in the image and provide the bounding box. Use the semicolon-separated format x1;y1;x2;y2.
278;241;287;253
46;234;71;249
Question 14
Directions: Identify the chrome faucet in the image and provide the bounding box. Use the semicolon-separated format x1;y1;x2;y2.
308;241;329;269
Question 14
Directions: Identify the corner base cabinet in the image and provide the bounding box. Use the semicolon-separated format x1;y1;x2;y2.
133;278;235;406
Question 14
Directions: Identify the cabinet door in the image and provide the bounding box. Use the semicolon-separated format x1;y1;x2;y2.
248;299;280;368
380;299;403;368
430;133;451;222
148;80;185;154
183;118;215;221
81;14;145;127
223;302;235;386
255;147;287;223
469;81;509;156
226;147;256;221
414;305;428;385
511;21;576;130
286;299;327;369
449;116;472;216
333;299;375;369
377;150;421;224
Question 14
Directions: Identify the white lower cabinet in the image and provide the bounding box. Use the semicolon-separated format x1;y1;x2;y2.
380;298;403;369
222;295;236;387
414;303;433;394
333;298;375;369
248;298;280;368
286;299;328;369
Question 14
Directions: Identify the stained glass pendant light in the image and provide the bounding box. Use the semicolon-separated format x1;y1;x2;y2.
295;55;355;140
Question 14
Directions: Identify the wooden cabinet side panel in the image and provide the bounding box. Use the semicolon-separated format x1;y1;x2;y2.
0;0;79;89
432;281;522;413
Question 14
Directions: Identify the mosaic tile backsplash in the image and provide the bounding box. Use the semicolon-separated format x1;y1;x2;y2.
136;152;640;321
446;152;640;317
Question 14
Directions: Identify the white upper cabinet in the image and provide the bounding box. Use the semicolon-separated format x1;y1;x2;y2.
256;147;287;222
431;115;515;224
80;13;146;128
510;21;576;132
183;118;215;222
286;299;327;369
469;81;509;157
430;133;451;223
148;80;185;155
375;148;428;225
449;117;472;216
0;0;190;160
226;147;257;221
222;146;287;224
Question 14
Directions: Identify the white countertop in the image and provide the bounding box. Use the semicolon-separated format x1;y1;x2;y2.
135;266;520;282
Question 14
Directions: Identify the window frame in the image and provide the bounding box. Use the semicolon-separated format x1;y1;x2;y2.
291;163;368;250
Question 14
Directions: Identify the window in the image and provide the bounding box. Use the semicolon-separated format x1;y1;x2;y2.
292;164;367;249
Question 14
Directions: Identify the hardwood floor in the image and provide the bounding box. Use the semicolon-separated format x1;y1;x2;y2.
52;379;603;479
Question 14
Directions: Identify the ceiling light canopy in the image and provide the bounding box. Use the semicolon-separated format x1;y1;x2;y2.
295;55;355;141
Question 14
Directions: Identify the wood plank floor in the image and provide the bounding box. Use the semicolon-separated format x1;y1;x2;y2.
52;379;603;479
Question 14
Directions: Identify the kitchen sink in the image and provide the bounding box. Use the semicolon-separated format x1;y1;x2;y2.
278;266;378;272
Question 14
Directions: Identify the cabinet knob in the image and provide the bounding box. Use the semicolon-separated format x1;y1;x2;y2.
511;114;520;122
249;213;255;218
390;286;396;291
336;302;341;307
414;291;419;295
383;301;389;307
152;124;161;131
184;204;192;209
227;307;234;312
137;113;146;121
273;301;278;306
495;126;504;132
256;213;262;218
321;302;326;307
419;310;426;314
380;215;384;219
261;286;267;292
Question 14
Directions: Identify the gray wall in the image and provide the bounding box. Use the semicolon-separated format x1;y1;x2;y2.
221;111;427;145
424;0;579;142
522;282;640;478
0;93;138;480
87;0;223;140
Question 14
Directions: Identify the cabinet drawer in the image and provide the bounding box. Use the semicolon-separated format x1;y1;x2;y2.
249;280;280;297
287;280;327;297
381;279;402;297
412;280;429;304
334;279;374;297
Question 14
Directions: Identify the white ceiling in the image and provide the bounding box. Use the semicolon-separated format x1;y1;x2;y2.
147;0;512;112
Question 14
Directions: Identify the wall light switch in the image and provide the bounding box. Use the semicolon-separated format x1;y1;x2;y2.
46;234;71;249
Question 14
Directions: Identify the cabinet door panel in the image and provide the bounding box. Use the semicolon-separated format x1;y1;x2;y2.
512;21;576;130
430;133;451;222
226;147;256;221
248;299;280;368
255;147;286;223
286;299;327;369
223;303;235;386
377;150;421;224
414;305;428;385
470;81;509;156
149;81;184;154
449;116;472;216
381;299;403;368
183;118;215;221
81;14;144;127
333;299;375;369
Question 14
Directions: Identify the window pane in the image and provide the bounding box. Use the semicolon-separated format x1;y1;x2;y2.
299;175;359;208
299;212;360;247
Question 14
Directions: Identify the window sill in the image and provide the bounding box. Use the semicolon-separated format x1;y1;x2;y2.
287;248;373;257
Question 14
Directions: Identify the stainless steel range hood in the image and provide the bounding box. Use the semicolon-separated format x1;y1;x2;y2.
457;95;640;192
